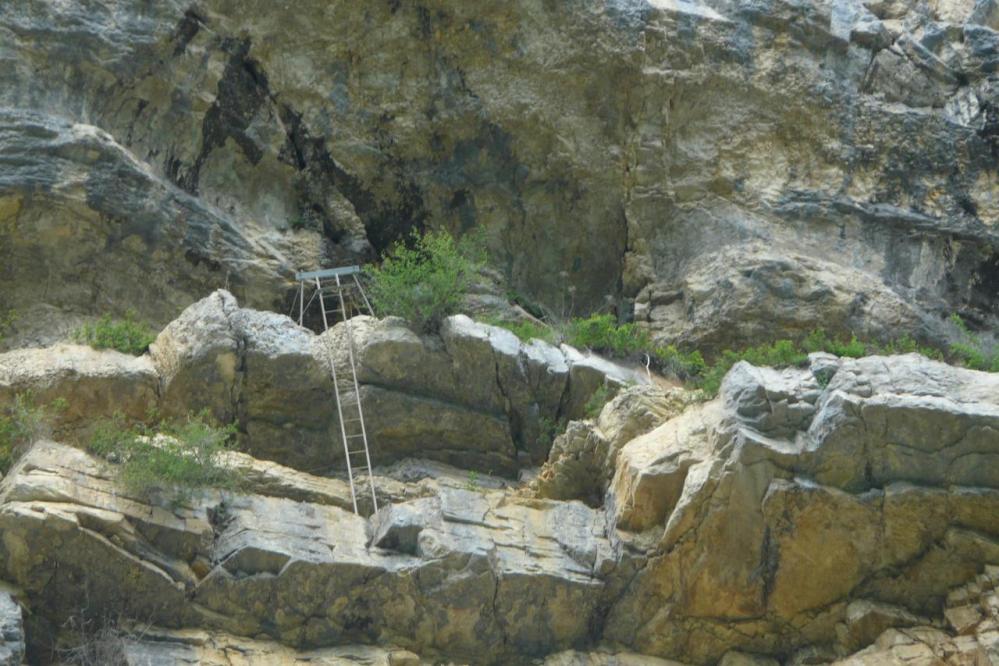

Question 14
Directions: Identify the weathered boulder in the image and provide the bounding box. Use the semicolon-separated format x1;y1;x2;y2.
0;344;158;431
603;354;999;663
144;291;647;474
536;385;696;506
151;289;245;423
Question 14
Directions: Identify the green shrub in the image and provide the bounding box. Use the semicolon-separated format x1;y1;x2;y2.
536;416;561;452
653;345;706;380
697;340;809;397
484;317;556;344
0;309;16;344
879;334;944;360
565;314;651;357
74;311;156;356
584;384;614;419
87;411;241;502
0;393;55;474
948;314;999;372
368;230;484;333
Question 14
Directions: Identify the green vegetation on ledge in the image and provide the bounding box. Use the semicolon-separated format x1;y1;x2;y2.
484;312;990;398
368;230;485;333
73;311;156;356
949;314;999;372
0;394;64;474
87;410;241;502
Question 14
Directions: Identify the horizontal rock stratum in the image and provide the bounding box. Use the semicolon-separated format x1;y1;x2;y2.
0;294;996;663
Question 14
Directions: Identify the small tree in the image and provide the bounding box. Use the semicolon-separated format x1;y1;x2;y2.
367;229;484;333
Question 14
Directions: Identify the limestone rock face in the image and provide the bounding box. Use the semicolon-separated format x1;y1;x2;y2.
0;110;292;347
0;344;158;430
536;385;696;506
0;352;998;663
0;589;23;666
0;291;651;483
0;441;614;664
604;354;999;663
2;0;998;351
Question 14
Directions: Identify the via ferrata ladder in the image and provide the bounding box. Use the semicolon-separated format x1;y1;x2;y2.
295;266;377;515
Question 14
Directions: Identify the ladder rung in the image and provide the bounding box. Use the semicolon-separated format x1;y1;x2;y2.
347;449;369;455
344;433;365;439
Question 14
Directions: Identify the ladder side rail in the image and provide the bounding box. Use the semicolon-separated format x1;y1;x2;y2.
337;274;379;513
299;280;305;326
351;273;375;317
319;277;360;514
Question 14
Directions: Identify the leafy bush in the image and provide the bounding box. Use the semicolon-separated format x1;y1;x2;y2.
0;308;16;344
368;230;484;333
565;314;652;357
697;340;810;397
74;312;156;356
536;416;561;452
484;317;556;344
879;334;944;360
948;314;999;371
0;393;57;474
653;345;707;380
584;384;614;419
88;411;241;502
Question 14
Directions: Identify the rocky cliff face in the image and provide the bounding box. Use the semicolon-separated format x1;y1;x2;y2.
1;0;997;349
3;1;999;663
0;295;997;664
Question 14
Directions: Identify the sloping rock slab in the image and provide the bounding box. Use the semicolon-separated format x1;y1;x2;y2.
0;441;614;664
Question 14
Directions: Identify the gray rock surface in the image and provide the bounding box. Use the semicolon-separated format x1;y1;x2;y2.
0;441;614;664
121;629;421;665
0;343;158;431
1;353;997;664
0;589;23;666
604;354;999;662
153;291;647;474
2;0;998;351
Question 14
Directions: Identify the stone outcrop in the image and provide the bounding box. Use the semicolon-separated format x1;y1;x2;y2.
1;291;646;477
0;441;614;664
0;343;158;430
2;0;998;352
604;354;999;662
2;348;998;663
536;384;697;506
120;629;421;665
832;569;999;664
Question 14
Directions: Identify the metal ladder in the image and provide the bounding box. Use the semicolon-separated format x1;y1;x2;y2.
295;266;377;515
